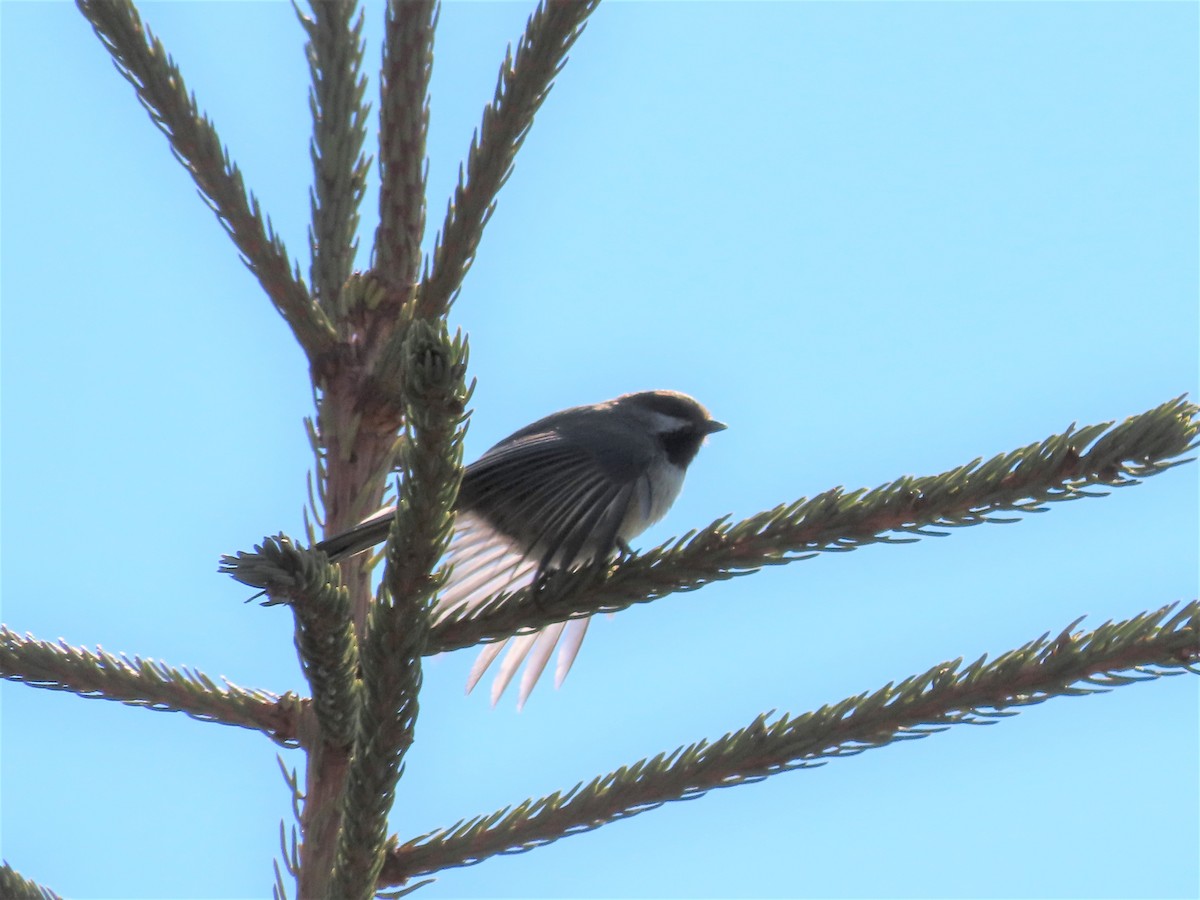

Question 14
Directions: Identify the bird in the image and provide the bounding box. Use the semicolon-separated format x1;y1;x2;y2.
317;389;725;708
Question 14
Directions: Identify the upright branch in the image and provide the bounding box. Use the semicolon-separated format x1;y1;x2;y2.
313;277;410;644
251;538;362;751
418;0;600;317
332;321;470;899
375;0;436;288
300;0;372;313
75;0;334;367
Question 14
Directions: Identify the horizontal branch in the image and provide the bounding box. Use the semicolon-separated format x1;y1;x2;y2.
75;0;336;366
430;396;1198;651
0;626;301;746
381;599;1200;884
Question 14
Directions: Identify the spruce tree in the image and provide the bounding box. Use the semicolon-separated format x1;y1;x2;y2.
2;3;1196;897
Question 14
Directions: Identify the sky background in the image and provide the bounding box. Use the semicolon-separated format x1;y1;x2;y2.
2;3;1197;899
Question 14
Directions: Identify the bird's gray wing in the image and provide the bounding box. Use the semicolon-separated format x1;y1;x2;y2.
460;430;645;571
316;427;650;566
442;431;645;707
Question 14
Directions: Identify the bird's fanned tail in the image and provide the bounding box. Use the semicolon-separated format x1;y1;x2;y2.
316;507;598;706
432;511;594;708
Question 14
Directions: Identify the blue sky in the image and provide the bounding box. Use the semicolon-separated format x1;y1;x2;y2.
2;3;1197;898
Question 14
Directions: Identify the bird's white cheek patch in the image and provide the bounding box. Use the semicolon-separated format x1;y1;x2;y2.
645;412;693;434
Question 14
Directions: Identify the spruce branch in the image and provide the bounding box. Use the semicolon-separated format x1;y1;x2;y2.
218;536;363;896
74;0;334;365
299;0;372;311
0;626;300;746
380;600;1200;884
290;590;360;751
417;0;600;317
333;321;471;898
221;532;332;595
375;0;436;288
0;863;60;900
239;535;363;749
431;396;1199;652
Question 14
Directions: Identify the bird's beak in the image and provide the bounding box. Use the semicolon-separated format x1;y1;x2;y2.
704;419;728;434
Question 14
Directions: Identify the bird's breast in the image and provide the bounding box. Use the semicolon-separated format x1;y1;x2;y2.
621;460;686;541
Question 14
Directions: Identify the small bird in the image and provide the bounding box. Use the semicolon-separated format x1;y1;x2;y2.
318;389;725;708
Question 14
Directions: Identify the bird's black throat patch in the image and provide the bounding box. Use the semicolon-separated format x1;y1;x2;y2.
660;427;706;468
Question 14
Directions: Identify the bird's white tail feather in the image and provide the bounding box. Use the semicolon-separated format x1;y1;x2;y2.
464;640;506;694
433;512;584;707
555;618;591;689
491;633;540;706
516;621;568;710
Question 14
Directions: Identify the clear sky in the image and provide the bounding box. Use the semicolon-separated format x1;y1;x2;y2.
2;3;1197;898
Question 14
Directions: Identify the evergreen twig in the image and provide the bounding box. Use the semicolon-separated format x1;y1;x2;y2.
300;0;372;313
249;537;362;749
0;626;300;746
219;536;363;896
417;0;600;317
75;0;334;365
380;600;1200;884
375;0;436;288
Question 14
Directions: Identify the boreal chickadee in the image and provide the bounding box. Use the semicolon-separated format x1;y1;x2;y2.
318;389;725;708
